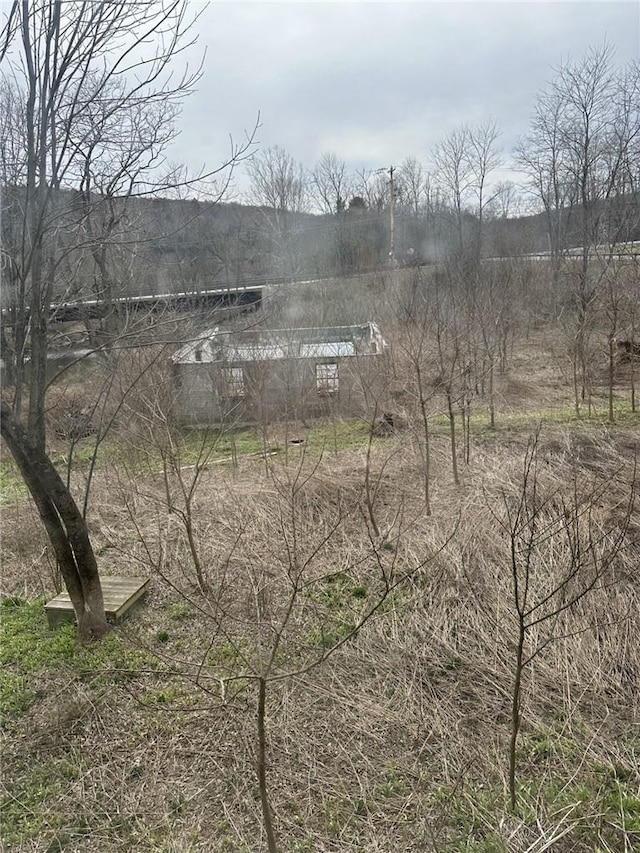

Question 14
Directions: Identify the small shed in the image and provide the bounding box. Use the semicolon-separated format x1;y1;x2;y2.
170;323;388;426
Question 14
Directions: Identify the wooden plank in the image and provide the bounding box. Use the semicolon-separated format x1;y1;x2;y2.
44;577;150;629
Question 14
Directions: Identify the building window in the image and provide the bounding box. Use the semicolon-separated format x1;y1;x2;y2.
316;362;339;395
222;366;245;398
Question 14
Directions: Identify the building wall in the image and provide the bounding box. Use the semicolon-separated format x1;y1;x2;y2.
171;353;389;427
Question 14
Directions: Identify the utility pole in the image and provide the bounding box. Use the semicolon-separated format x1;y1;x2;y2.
389;165;396;265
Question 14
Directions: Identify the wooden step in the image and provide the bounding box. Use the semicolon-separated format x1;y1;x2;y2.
45;576;150;629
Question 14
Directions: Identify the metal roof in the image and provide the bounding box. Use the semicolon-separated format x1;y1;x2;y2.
172;322;383;364
300;342;355;358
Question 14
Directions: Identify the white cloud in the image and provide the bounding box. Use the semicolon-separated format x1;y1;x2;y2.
171;1;640;191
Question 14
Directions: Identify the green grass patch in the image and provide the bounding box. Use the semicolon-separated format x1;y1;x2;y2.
112;425;270;477
304;419;373;453
175;426;264;462
0;459;27;504
0;597;159;724
0;759;70;847
207;638;247;668
453;399;640;440
166;602;192;621
301;573;408;651
0;598;77;719
140;684;198;709
48;439;104;470
73;631;160;685
182;420;374;461
422;770;640;851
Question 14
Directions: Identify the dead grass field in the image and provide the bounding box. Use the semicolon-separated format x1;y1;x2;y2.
1;309;639;852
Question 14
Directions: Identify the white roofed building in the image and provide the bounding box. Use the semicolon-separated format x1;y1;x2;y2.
170;323;388;426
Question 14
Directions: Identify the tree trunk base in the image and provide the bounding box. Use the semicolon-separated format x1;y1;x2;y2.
77;611;112;643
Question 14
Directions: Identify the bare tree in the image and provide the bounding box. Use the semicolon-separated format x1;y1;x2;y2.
479;434;635;812
0;78;29;394
431;268;467;484
467;119;501;263
310;151;351;215
517;46;640;416
247;145;308;215
433;125;475;258
390;269;442;514
515;90;576;271
0;1;251;641
123;439;454;852
246;145;309;278
397;156;429;217
309;151;360;274
396;156;439;265
432;122;501;411
619;253;639;413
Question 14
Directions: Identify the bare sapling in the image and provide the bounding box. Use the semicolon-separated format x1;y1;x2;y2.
390;270;441;515
124;440;455;852
433;279;463;486
483;433;636;812
128;394;238;595
57;341;171;517
225;456;453;852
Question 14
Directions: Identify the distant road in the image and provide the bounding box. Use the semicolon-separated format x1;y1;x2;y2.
49;280;268;322
46;242;640;321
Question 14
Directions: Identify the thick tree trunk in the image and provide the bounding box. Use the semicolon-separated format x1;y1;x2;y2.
1;402;110;642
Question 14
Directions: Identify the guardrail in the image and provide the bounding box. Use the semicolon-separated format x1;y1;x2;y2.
47;282;267;322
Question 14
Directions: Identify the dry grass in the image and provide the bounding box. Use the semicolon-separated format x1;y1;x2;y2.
2;280;639;850
1;414;639;851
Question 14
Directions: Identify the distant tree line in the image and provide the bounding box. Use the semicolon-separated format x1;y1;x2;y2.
3;44;637;308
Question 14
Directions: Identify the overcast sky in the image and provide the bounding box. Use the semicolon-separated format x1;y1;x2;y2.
171;1;639;198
